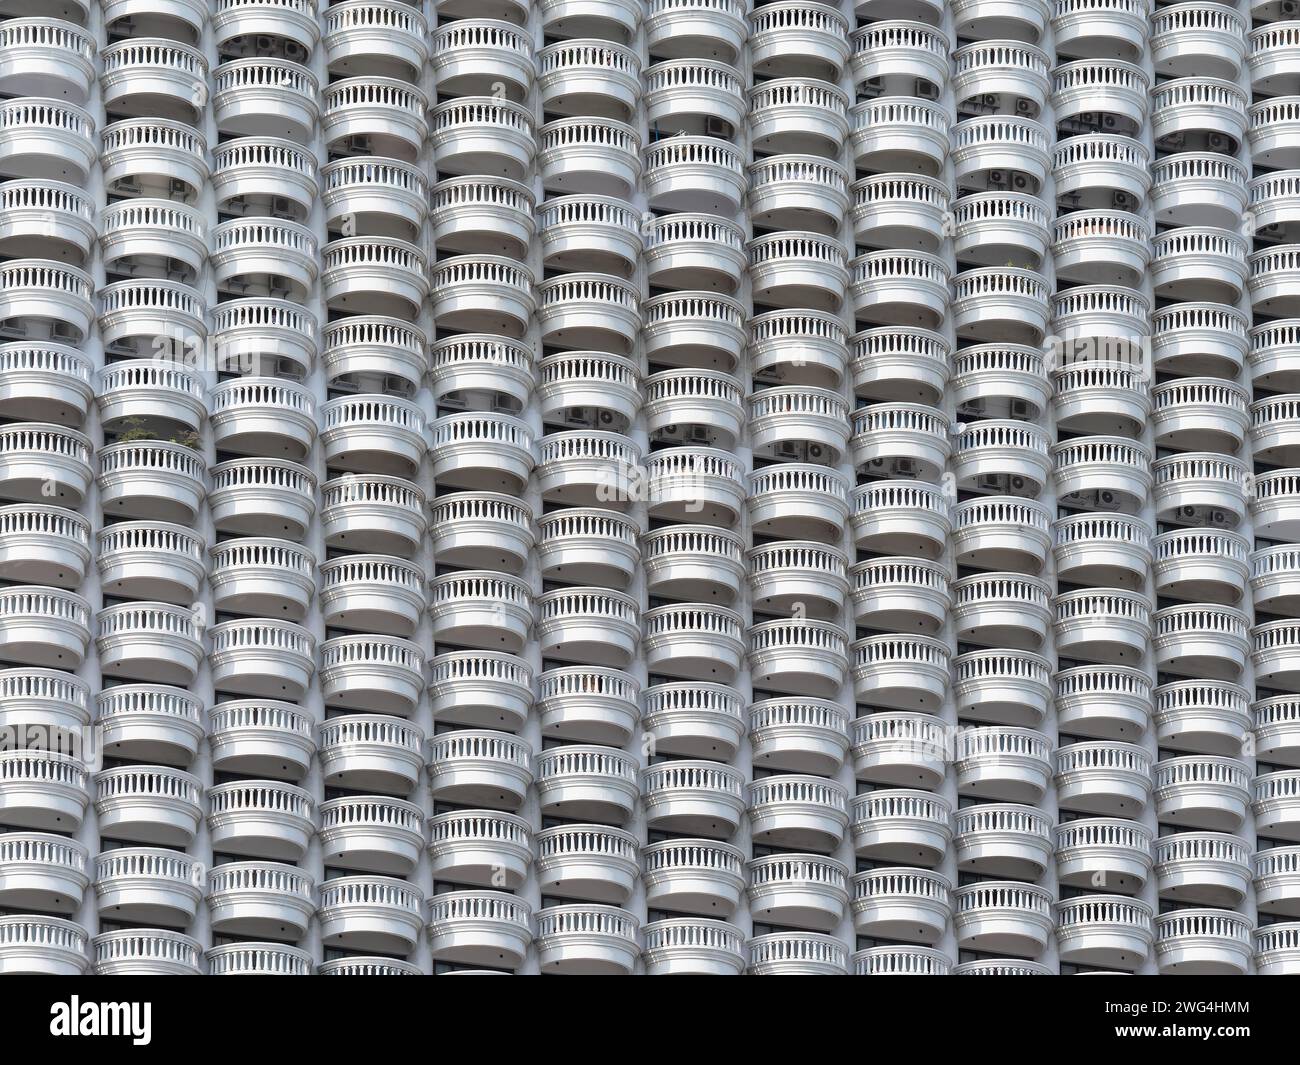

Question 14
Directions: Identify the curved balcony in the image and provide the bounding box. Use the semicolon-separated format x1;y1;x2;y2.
428;494;532;577
431;97;533;182
1155;680;1252;757
0;668;88;753
749;775;848;853
0;750;88;830
953;649;1051;726
850;712;949;790
850;402;949;480
0;915;87;972
210;537;314;621
643;919;745;976
954;193;1051;269
748;618;848;698
852;97;949;177
1055;665;1151;740
536;587;638;667
93;929;201;976
428;810;531;890
96;363;203;443
0;343;92;426
748;386;849;464
851;326;948;406
317;957;421;975
953;881;1053;958
94;848;202;927
1256;846;1300;916
206;943;311;976
953;40;1050;114
426;891;532;969
427;571;530;655
640;682;743;761
213;0;319;54
206;861;314;940
97;684;202;767
1256;695;1300;767
849;250;948;328
100;38;205;124
1154;529;1248;608
320;394;426;478
1055;741;1152;817
427;730;532;812
325;0;428;80
854;945;950;976
0;585;89;670
211;217;317;301
1053;436;1153;515
956;804;1054;881
537;274;639;354
318;876;423;955
642;134;745;214
751;2;849;80
1052;0;1146;59
645;214;744;294
1055;818;1152;895
207;780;314;861
535;824;638;903
748;932;847;976
850;788;951;867
953;115;1049;191
749;697;849;777
539;117;639;198
1052;58;1149;135
0;98;95;183
1152;153;1249;230
641;603;744;683
748;463;847;544
1053;589;1150;666
0;833;87;915
641;838;745;918
531;667;635;748
1254;770;1300;841
0;259;92;341
1151;227;1248;303
644;0;746;57
952;267;1050;343
320;635;424;716
535;745;638;824
93;765;201;847
644;58;745;134
642;760;746;839
1152;303;1247;379
749;77;848;158
429;256;534;339
209;297;316;378
321;77;425;161
92;602;198;688
1150;3;1245;80
1250;19;1300;97
98;440;205;525
641;524;743;604
851;867;949;945
102;118;207;202
748;853;847;936
430;413;532;495
428;336;529;414
1155;909;1252;975
536;905;639;975
429;650;532;734
211;459;315;540
319;554;422;636
430;20;530;100
538;196;638;278
209;618;315;700
1153;452;1247;527
750;541;845;624
319;795;422;875
209;699;315;780
849;556;949;634
1251;395;1300;470
1156;833;1252;908
643;292;746;374
1254;620;1300;693
1051;211;1150;287
1051;286;1149;364
1249;170;1300;249
321;237;427;320
0;16;93;99
952;572;1052;651
431;184;535;274
319;715;423;795
1056;896;1153;971
538;39;640;121
0;180;95;267
954;726;1053;804
1154;756;1251;833
211;58;318;144
849;480;948;560
0;505;90;590
1153;604;1249;681
1154;76;1249;152
752;156;849;238
209;378;313;461
1249;468;1300;543
99;200;205;286
953;496;1052;573
850;18;948;90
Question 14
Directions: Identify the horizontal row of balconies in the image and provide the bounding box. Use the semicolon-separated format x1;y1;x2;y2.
0;899;1282;975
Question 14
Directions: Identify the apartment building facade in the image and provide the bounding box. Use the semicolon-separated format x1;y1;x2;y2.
0;0;1297;975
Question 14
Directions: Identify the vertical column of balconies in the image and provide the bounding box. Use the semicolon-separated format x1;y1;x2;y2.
943;1;1060;975
0;0;97;975
86;0;215;976
201;0;322;977
634;0;752;976
740;0;855;976
1043;0;1159;975
423;0;540;973
1142;0;1258;975
525;0;644;976
1244;1;1300;975
841;2;956;977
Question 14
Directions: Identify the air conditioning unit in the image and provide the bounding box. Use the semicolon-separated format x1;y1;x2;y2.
272;197;293;217
915;80;939;100
0;321;29;340
283;40;307;63
1284;0;1299;14
1208;510;1230;527
892;458;917;477
1208;133;1230;151
978;473;1004;493
1015;99;1034;115
275;358;301;379
988;170;1007;188
959;400;986;419
705;117;730;137
566;407;592;426
689;426;711;443
598;410;616;424
1112;191;1133;210
807;443;825;460
1012;172;1029;189
1009;476;1027;492
1009;400;1032;419
329;379;361;395
859;78;883;100
777;441;804;460
382;376;409;396
983;94;999;109
347;135;372;155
